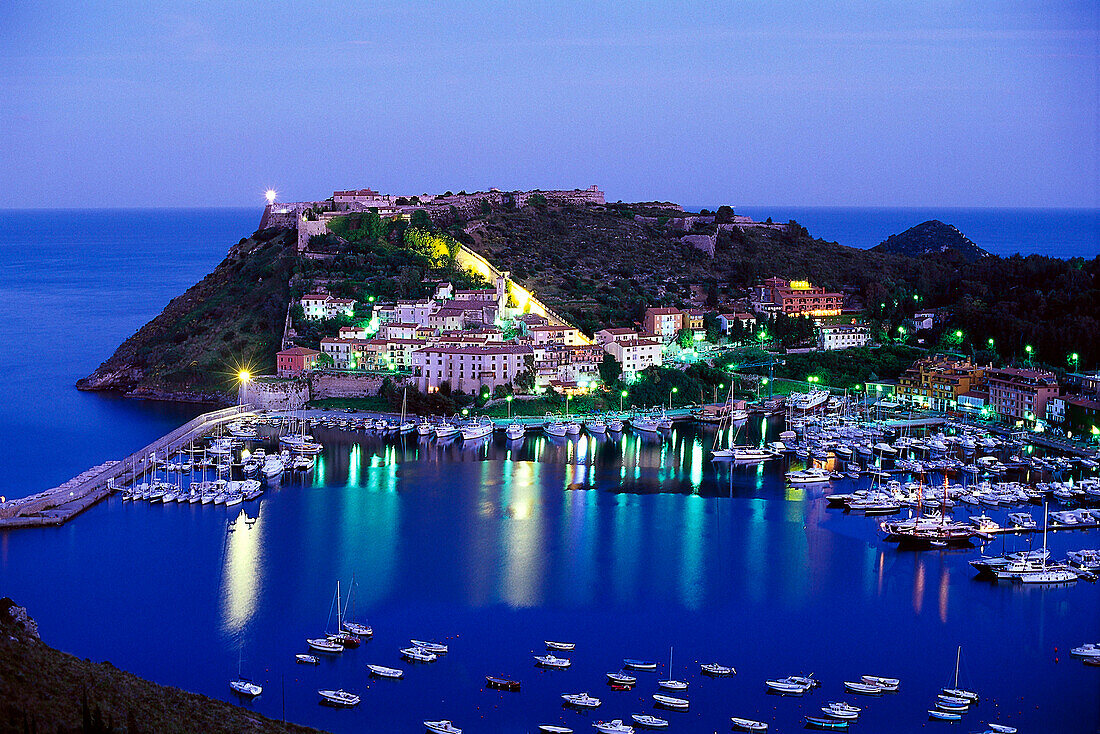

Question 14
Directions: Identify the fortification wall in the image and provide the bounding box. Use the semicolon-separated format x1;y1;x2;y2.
243;378;310;411
309;372;412;399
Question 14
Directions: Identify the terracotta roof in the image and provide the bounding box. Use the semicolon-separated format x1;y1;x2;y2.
278;346;320;356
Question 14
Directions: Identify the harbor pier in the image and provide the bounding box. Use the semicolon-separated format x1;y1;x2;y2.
0;405;252;529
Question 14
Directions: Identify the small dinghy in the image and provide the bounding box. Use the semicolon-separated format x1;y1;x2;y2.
485;675;521;691
606;671;637;686
805;717;849;730
843;681;884;696
295;654;319;665
730;718;768;732
538;727;573;734
986;725;1017;733
424;720;461;734
859;675;899;691
546;640;576;651
318;688;359;707
651;693;689;710
822;702;860;720
928;709;962;721
630;713;668;729
623;659;657;670
367;664;404;679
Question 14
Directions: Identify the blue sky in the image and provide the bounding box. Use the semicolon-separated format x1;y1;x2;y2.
1;1;1097;208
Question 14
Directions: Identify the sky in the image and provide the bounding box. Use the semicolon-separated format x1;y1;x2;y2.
1;1;1097;208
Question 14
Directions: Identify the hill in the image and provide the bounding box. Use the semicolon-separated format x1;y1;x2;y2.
77;227;296;400
872;219;989;263
0;598;322;734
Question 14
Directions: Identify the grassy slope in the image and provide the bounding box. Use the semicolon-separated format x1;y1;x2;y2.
463;205;932;333
0;600;321;734
77;228;296;396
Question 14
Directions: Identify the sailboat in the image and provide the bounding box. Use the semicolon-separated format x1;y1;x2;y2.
940;645;979;702
1019;501;1078;584
341;576;373;637
398;388;416;435
657;646;688;690
711;384;737;460
306;583;345;653
326;581;361;647
228;646;262;697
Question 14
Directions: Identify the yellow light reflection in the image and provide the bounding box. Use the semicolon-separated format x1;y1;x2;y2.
219;508;263;635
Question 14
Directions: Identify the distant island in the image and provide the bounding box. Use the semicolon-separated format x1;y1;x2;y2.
76;186;1098;409
872;219;990;263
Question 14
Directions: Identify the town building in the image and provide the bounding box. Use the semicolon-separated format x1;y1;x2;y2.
958;390;989;415
818;324;871;351
986;367;1060;424
300;294;356;320
643;307;684;342
528;324;585;347
338;326;370;340
606;337;663;377
753;277;843;317
319;337;374;370
594;327;639;346
1062;396;1100;436
896;356;986;411
276;346;320;377
717;313;757;335
412;344;533;393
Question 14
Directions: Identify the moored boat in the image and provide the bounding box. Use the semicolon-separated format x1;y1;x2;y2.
317;688;359;707
367;664;404;679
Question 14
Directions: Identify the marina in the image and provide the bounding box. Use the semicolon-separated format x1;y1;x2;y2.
1;409;1097;732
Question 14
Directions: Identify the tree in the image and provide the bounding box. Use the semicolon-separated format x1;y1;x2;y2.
513;355;536;393
528;193;548;208
676;327;694;349
410;209;432;230
598;353;622;386
480;201;492;217
715;205;734;223
315;352;334;368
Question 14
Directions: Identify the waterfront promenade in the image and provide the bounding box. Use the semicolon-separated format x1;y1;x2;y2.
0;405;252;529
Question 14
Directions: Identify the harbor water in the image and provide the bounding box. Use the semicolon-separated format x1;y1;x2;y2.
2;423;1098;733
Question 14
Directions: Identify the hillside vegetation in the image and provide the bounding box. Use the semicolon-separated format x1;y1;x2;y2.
0;598;320;734
77;228;296;399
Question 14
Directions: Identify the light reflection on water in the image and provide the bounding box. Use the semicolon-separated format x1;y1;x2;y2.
2;420;1097;734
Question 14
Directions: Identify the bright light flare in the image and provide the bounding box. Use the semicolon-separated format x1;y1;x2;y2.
238;370;251;383
264;189;277;204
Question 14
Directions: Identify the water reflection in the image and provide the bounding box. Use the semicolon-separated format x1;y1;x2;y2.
219;508;263;635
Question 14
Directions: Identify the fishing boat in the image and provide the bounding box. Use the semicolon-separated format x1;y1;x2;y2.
804;717;849;731
229;678;262;697
295;654;319;665
562;692;601;708
506;422;526;440
765;679;809;695
623;658;657;670
729;718;768;732
822;702;861;720
586;418;608;435
630;713;668;729
317;689;359;707
461;416;493;442
401;646;438;663
545;640;575;651
435;420;461;439
1070;642;1100;658
545;418;569;437
701;662;736;676
606;671;637;686
657;647;687;690
593;721;633;734
367;664;404;679
410;639;449;654
651;693;688;710
423;720;461;734
631;414;659;433
535;654;572;668
485;675;521;691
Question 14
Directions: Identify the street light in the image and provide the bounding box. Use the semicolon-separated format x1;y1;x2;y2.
620;389;628;412
506;394;513;419
1025;344;1033;365
954;330;963;339
987;338;994;348
237;370;251;407
668;386;679;411
1069;352;1080;371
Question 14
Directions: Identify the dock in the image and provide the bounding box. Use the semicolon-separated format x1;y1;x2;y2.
0;405;252;529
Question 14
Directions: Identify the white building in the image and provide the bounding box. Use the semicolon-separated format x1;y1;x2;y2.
300;294;357;320
529;325;585;347
412;344;533;393
606;338;663;377
818;324;871;351
594;327;638;347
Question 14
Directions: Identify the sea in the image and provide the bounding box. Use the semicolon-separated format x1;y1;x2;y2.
0;208;1098;733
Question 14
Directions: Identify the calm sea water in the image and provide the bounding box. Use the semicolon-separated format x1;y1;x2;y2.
0;209;1098;733
0;209;256;498
1;426;1098;733
732;207;1100;260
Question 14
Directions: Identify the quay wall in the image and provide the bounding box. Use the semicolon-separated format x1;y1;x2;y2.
309;372;412;400
243;378;310;411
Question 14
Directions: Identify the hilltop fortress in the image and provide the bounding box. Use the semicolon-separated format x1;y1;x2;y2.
260;185;606;246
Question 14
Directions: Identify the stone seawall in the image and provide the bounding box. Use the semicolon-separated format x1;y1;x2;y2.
309;372;412;400
243;378;310;411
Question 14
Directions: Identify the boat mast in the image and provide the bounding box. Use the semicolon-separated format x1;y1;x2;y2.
954;645;960;688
